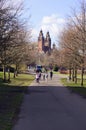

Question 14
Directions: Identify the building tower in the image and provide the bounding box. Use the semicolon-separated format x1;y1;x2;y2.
44;31;51;53
38;30;51;53
38;30;44;52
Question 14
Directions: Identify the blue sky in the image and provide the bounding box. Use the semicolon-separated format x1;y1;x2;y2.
11;0;79;44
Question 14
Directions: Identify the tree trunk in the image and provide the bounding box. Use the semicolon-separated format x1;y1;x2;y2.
72;68;75;82
3;65;6;81
8;67;10;82
15;64;18;76
69;67;72;80
75;67;77;84
14;70;16;78
81;67;84;87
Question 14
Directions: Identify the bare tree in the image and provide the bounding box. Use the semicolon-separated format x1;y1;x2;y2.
67;0;86;86
58;0;86;86
0;0;32;81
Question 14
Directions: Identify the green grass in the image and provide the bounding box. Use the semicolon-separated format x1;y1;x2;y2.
61;78;86;98
0;72;35;130
53;71;59;74
0;72;35;86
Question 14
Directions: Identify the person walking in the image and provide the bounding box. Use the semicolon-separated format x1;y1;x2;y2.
36;72;40;83
46;72;48;82
50;70;53;80
43;73;45;80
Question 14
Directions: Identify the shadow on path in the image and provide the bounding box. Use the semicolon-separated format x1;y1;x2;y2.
12;74;86;130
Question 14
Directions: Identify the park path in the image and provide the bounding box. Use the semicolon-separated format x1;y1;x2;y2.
12;74;86;130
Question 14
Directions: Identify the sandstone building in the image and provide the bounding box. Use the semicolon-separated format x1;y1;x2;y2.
38;30;51;53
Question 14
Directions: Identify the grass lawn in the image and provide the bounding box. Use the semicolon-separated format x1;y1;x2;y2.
0;72;35;130
61;77;86;98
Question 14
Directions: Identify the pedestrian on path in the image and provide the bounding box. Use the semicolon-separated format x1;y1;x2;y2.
50;70;53;80
35;72;40;83
39;72;41;80
43;73;45;80
46;72;48;81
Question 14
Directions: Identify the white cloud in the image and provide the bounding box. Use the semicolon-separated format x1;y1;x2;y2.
32;14;65;43
41;14;65;38
42;14;65;25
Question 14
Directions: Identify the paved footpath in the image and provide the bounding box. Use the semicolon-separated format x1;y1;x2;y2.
12;74;86;130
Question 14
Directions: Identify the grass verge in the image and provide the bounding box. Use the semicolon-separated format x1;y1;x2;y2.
0;72;35;130
61;78;86;98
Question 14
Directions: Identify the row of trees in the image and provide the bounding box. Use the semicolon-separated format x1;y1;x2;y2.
15;0;86;87
0;0;32;81
58;0;86;86
28;0;86;87
3;0;85;87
